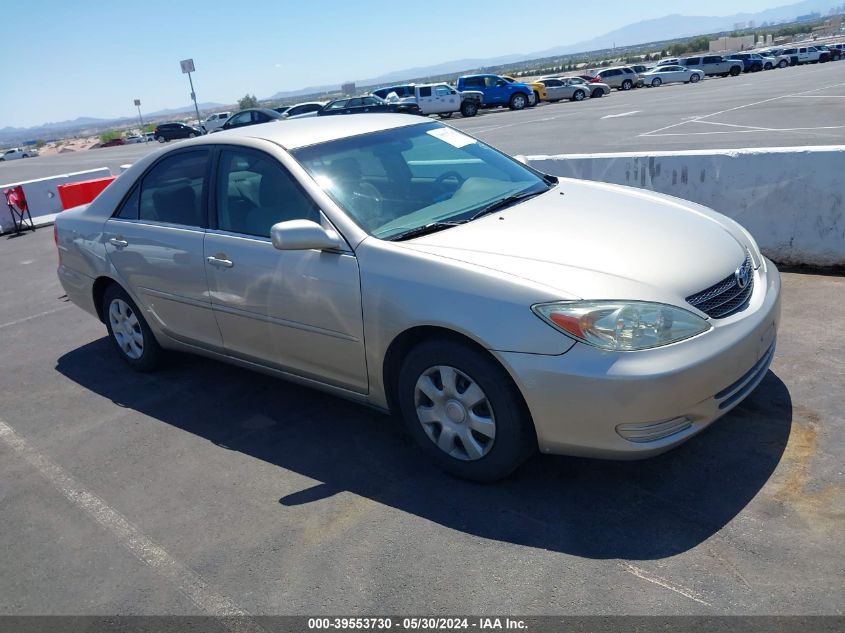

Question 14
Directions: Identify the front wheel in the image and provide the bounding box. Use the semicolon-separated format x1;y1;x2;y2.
650;77;662;87
764;63;773;70
690;73;701;83
103;285;161;372
729;66;741;76
620;79;633;91
188;132;196;138
532;90;541;105
509;93;527;110
157;136;166;143
572;89;585;101
778;59;788;68
460;100;478;117
398;339;535;482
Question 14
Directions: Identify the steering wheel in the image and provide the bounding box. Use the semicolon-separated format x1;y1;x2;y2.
434;171;466;190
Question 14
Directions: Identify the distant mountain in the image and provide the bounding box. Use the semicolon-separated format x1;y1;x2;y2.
266;0;841;100
533;0;842;55
145;102;227;117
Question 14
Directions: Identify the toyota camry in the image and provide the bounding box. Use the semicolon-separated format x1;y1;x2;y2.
55;115;780;481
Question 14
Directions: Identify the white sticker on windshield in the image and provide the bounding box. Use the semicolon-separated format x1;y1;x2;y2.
427;127;477;148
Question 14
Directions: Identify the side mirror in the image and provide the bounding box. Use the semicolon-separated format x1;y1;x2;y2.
270;219;345;252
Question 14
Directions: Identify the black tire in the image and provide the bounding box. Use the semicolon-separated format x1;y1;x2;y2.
188;132;196;138
590;89;603;98
397;339;535;482
729;66;741;76
102;284;161;372
690;73;701;83
21;154;29;158
764;63;773;70
460;100;478;117
438;112;454;119
650;77;662;87
571;89;585;101
751;64;762;72
0;158;4;161
532;90;541;105
509;93;528;110
157;136;166;143
621;79;633;91
778;59;788;68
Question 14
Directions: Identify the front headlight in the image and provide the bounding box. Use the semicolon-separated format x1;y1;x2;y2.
532;301;711;352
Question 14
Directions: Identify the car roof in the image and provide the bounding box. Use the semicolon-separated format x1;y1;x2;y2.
194;113;428;150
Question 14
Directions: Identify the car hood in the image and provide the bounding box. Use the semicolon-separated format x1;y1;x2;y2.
402;178;749;305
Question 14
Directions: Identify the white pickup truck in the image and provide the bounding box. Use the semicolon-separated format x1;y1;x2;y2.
779;45;823;65
372;83;483;118
0;147;39;161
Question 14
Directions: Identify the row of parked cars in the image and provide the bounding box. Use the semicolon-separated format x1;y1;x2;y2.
147;40;844;143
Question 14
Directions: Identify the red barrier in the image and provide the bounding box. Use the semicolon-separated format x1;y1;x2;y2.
56;176;117;210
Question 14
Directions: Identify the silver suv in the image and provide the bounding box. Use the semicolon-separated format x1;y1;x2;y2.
680;54;743;77
593;66;642;91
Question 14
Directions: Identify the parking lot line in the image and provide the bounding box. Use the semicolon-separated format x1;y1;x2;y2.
0;415;267;633
622;564;713;607
646;125;845;137
0;305;71;331
639;80;845;137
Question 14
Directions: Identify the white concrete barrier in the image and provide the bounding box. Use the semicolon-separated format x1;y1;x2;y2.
1;168;111;234
526;146;845;267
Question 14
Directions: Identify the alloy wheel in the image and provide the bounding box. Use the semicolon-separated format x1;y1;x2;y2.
108;298;144;360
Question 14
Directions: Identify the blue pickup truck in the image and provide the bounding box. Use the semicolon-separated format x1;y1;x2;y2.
456;74;536;110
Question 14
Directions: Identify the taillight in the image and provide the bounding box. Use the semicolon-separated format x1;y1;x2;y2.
590;76;601;83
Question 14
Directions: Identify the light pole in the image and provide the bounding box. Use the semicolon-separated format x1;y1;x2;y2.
134;99;145;140
180;59;203;131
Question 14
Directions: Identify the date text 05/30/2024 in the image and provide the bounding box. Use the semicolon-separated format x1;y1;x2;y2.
307;617;528;630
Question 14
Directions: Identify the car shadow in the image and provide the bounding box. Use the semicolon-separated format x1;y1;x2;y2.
56;338;792;560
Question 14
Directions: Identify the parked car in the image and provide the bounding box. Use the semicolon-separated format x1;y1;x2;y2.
778;46;822;65
679;55;743;77
456;74;536;110
373;83;482;118
201;112;232;133
282;102;327;118
759;48;792;68
124;135;145;144
628;65;651;75
640;65;704;86
54;114;780;482
815;45;842;62
319;95;419;117
563;76;611;98
726;52;766;72
273;106;291;116
536;77;592;101
100;138;127;148
501;75;543;104
0;147;38;160
153;123;202;142
212;108;285;132
656;57;680;66
592;67;642;91
825;43;845;59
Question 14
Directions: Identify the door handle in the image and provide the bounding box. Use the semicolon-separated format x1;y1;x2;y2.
207;255;234;268
109;237;128;248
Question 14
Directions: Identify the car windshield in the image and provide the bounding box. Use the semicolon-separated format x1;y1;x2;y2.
291;122;551;240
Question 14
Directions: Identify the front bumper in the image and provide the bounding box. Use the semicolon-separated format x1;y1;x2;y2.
495;259;781;459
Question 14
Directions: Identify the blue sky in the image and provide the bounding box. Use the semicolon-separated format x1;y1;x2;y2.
2;0;787;128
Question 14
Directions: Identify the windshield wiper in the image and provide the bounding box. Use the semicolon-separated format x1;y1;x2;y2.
387;221;463;242
469;189;548;221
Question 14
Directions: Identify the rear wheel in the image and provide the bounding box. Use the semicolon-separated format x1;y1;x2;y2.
621;79;633;91
397;339;535;482
509;93;528;110
157;136;166;143
751;64;762;72
730;66;741;76
572;89;585;101
103;285;161;372
764;62;773;70
650;77;662;87
438;112;454;119
460;100;478;117
778;59;788;68
591;89;603;98
532;90;541;105
188;132;196;138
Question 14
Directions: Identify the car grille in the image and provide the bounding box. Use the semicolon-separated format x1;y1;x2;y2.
685;253;754;319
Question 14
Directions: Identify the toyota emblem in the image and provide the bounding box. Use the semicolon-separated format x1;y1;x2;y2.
735;262;751;289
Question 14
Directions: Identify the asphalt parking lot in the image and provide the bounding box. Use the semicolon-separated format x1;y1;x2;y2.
1;226;843;615
1;62;844;188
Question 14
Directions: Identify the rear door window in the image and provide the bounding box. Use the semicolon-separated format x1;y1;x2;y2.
139;150;209;227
